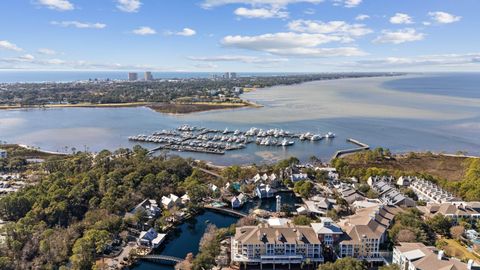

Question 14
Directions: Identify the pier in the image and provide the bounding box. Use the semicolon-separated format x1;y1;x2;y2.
331;138;370;159
204;205;247;218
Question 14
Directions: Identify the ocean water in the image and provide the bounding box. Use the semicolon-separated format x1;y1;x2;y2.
1;73;480;165
383;73;480;99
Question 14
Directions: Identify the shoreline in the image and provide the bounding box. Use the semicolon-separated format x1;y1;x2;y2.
0;100;263;114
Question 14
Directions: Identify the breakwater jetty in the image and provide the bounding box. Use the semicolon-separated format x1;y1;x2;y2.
331;138;370;159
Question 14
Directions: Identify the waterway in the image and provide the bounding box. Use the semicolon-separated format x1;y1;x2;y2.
133;190;301;269
134;210;239;270
2;73;480;165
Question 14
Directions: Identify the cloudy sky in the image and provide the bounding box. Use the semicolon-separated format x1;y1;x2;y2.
0;0;479;72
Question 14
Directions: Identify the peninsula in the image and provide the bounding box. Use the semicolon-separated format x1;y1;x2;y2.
0;72;401;114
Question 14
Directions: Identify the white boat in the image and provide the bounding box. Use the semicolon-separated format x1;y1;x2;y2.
311;134;323;141
281;139;294;146
325;132;335;138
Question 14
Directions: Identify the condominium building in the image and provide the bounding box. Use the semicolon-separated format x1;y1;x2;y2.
144;71;153;81
418;202;480;223
231;224;324;267
409;179;457;203
393;242;477;270
371;180;415;207
338;205;402;261
128;72;138;81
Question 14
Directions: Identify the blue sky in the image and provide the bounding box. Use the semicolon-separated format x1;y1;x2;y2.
0;0;479;72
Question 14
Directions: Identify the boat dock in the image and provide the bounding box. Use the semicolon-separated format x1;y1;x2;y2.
331;138;370;159
132;124;336;156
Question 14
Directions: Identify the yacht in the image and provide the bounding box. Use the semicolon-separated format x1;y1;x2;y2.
281;139;294;146
311;134;323;141
325;132;336;138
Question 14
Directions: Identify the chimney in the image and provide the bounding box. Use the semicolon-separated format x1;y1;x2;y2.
437;250;444;260
467;259;473;270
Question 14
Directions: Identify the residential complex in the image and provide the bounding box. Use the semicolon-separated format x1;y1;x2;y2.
393;242;477;270
409;178;457;203
231;223;324;267
338;205;402;262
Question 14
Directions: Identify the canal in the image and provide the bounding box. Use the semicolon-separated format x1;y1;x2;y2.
134;191;300;269
133;210;239;270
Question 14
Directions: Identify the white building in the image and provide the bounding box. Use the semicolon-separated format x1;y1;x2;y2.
0;149;7;159
144;71;153;81
161;194;179;209
393;242;477;270
138;228;167;248
409;178;457;203
231;224;324;266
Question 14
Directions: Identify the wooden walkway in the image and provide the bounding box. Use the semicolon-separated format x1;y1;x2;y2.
141;254;183;264
204;205;247;217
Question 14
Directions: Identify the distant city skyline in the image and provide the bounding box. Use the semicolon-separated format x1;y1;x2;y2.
0;0;479;72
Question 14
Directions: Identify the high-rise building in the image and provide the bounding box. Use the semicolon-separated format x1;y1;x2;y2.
144;71;153;81
128;72;138;81
223;72;230;79
230;72;237;79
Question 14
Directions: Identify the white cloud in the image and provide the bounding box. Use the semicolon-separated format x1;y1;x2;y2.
390;13;414;24
132;26;157;35
38;48;57;55
428;11;461;24
19;54;35;61
0;40;23;51
166;28;197;36
334;0;361;8
201;0;323;9
189;55;288;63
234;7;289;19
355;14;369;21
373;28;424;44
116;0;141;13
37;0;74;11
51;21;106;29
287;20;372;41
344;0;361;8
221;32;366;57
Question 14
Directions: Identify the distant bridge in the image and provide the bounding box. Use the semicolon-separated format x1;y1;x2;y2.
204;205;247;217
141;254;183;265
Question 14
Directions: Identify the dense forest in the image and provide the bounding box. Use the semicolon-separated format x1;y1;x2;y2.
0;146;214;269
0;73;397;106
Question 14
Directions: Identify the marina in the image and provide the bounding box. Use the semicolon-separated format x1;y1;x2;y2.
129;125;336;155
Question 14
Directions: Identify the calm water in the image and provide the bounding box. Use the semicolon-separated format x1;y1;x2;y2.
1;73;480;164
134;210;239;270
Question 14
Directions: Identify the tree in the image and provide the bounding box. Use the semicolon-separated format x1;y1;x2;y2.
318;257;366;270
427;214;453;236
396;229;417;242
380;264;400;270
70;229;110;270
292;215;312;226
294;180;314;198
450;225;465;240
